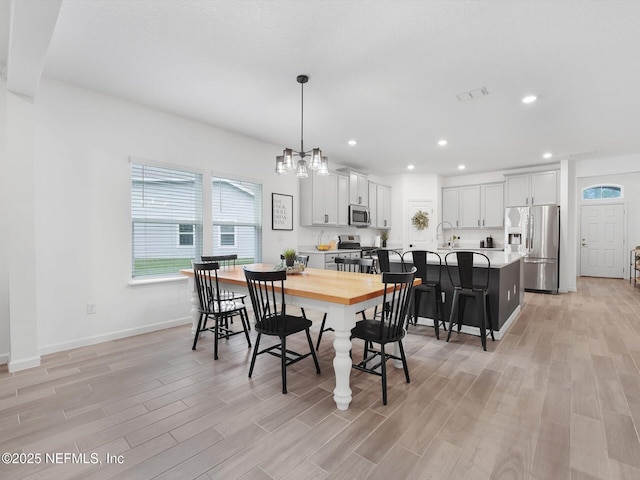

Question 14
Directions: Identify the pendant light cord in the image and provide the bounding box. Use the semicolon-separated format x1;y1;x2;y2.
300;80;304;154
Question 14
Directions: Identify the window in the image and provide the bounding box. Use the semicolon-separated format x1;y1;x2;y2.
131;163;203;278
219;225;236;247
212;176;262;264
582;184;623;200
178;224;195;247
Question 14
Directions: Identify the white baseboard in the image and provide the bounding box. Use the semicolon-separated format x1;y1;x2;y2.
0;352;10;366
8;355;41;372
413;305;521;341
38;317;193;357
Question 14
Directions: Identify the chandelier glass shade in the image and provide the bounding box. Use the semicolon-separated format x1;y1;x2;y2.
275;75;329;177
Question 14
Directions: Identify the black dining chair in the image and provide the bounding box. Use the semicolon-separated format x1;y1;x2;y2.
374;249;404;274
351;267;417;405
444;251;494;351
191;261;252;359
316;257;375;350
243;267;321;394
402;250;447;339
201;254;248;303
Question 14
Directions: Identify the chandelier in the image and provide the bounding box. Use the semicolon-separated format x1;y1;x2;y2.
275;75;329;178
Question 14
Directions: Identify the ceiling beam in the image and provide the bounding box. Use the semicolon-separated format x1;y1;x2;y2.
6;0;62;97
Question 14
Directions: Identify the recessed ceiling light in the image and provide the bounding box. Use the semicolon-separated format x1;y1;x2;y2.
458;165;466;170
407;165;415;170
522;95;537;104
438;139;448;146
348;139;357;146
543;152;552;159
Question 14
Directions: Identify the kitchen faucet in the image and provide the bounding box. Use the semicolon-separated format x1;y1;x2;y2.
435;221;455;250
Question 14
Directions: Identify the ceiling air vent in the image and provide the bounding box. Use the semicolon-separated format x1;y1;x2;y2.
456;87;489;102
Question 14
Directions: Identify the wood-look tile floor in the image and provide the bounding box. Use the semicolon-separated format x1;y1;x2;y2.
2;277;640;479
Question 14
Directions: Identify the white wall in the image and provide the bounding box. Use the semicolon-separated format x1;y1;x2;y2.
0;79;9;362
28;79;300;356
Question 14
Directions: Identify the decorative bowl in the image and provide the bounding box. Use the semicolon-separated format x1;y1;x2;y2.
273;263;306;274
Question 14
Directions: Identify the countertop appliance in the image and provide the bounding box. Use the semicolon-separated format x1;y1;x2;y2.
348;204;371;228
505;204;560;293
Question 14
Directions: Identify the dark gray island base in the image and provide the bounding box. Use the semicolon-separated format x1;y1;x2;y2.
391;252;523;339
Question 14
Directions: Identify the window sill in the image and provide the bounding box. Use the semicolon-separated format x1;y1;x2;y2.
128;276;189;287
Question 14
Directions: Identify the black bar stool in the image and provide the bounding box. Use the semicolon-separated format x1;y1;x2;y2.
444;251;494;351
402;250;446;339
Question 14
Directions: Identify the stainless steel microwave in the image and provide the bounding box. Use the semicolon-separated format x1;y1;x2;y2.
349;204;371;227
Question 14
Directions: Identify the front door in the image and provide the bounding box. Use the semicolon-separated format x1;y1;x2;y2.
407;200;434;250
580;204;624;278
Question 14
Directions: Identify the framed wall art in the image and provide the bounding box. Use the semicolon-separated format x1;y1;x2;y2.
272;193;293;230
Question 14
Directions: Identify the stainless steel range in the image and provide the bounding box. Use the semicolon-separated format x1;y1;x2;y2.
337;234;378;255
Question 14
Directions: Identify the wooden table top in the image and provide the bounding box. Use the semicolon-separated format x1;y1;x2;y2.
181;263;419;306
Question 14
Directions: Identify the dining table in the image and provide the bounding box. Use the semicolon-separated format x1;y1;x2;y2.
181;263;419;410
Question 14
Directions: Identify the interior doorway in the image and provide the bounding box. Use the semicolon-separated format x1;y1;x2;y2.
580;203;624;278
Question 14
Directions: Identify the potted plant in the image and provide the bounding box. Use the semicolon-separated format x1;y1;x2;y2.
380;230;389;248
283;248;296;267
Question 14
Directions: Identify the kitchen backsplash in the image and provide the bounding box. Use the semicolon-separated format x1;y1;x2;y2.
299;225;505;250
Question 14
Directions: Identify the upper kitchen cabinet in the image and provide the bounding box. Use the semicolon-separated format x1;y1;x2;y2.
481;183;504;228
376;184;392;228
442;182;504;229
505;170;558;206
368;182;392;228
349;171;369;206
368;182;377;227
459;185;481;228
299;170;339;226
337;174;349;226
442;187;459;227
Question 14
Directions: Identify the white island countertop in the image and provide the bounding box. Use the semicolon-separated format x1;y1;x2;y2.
436;250;523;268
399;250;524;269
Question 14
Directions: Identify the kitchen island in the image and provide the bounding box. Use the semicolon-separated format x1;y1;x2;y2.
392;250;523;339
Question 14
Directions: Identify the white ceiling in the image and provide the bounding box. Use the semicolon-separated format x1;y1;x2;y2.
5;0;640;175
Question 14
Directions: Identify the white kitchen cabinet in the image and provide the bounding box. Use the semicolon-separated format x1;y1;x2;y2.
349;171;369;206
459;185;481;228
299;171;339;226
442;187;459;228
531;171;558;205
338;174;349;226
376;184;392;228
481;183;504;228
442;182;504;229
505;170;557;206
368;182;377;227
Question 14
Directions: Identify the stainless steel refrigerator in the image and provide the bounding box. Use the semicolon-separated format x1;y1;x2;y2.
505;204;560;293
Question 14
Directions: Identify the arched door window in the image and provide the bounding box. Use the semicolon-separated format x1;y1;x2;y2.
582;185;623;200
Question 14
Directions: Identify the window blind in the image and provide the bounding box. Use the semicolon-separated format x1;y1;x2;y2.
212;176;262;264
131;163;203;277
